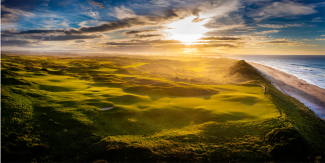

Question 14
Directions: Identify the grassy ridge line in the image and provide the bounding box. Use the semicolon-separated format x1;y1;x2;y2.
249;62;325;154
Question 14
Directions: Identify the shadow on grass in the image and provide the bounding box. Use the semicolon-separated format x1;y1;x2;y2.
85;99;114;108
223;96;258;106
93;107;260;136
122;85;219;100
39;85;72;92
1;78;32;86
106;95;146;105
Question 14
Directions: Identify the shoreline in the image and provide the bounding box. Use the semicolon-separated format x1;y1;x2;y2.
249;62;325;120
225;55;325;90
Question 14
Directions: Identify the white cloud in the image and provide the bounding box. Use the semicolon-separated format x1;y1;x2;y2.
84;10;100;19
1;5;35;24
249;1;316;21
60;22;70;28
316;38;325;41
150;0;170;7
78;20;105;27
254;30;280;35
199;0;240;19
41;18;70;29
108;6;136;20
312;17;323;22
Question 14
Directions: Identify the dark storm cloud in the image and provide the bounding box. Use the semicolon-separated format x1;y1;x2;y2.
199;36;243;41
124;29;158;34
134;34;164;38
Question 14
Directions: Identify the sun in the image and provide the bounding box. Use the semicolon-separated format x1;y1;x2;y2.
166;16;209;43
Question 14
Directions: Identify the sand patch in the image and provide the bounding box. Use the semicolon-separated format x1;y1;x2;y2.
101;106;114;110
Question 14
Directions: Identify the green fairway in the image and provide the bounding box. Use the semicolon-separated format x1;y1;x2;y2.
17;67;279;122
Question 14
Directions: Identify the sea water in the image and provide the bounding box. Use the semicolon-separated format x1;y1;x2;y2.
227;55;325;90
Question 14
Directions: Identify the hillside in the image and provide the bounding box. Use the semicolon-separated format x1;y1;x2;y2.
1;54;325;162
229;60;260;77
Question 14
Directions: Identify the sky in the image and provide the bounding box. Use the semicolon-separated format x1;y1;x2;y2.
1;0;325;55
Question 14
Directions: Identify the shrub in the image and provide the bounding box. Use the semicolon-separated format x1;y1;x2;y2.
41;68;48;71
31;144;50;157
265;127;310;161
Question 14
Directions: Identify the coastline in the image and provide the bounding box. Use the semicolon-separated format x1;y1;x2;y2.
249;62;325;120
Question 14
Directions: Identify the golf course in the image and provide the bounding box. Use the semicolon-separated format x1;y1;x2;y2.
2;54;325;162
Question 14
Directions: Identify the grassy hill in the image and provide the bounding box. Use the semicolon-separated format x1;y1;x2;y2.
1;54;325;162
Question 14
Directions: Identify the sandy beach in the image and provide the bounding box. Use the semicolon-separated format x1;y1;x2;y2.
250;62;325;119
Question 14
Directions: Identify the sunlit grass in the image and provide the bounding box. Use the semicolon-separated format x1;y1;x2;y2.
2;54;324;162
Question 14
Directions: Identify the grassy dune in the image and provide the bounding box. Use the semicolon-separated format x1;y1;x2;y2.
1;54;325;162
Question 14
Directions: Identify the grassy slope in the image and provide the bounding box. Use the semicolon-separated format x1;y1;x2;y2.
1;54;325;162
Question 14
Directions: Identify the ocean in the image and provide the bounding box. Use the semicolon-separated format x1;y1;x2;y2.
226;55;325;90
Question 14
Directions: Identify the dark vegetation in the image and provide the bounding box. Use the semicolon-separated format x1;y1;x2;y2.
1;54;325;162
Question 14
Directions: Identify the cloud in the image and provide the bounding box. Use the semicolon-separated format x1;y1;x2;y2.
316;38;325;41
124;29;159;34
103;39;240;49
108;6;137;20
134;34;164;38
104;39;181;46
265;40;291;44
60;22;70;28
1;28;105;42
1;38;39;47
1;5;35;24
261;38;316;46
150;0;170;7
321;35;325;37
2;29;64;36
257;23;304;28
88;0;104;9
39;34;104;41
199;36;243;41
84;10;100;19
78;20;105;27
1;27;19;33
75;40;86;43
3;0;245;38
6;7;198;36
254;30;280;35
312;17;323;22
249;1;316;21
198;0;240;19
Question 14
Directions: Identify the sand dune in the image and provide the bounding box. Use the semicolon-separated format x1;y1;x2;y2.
250;62;325;119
